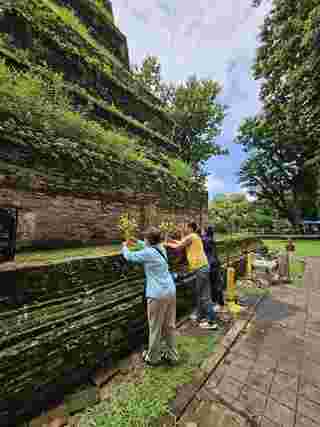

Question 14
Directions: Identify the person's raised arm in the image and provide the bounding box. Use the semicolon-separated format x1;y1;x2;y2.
122;242;148;264
165;235;193;250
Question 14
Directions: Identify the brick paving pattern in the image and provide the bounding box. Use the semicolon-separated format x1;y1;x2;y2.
180;257;320;427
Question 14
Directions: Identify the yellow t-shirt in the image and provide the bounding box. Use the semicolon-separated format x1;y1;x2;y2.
183;233;208;271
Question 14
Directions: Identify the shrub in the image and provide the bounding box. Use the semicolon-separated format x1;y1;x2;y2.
168;158;193;179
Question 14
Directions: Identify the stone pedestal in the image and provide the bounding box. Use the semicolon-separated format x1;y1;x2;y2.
278;253;289;281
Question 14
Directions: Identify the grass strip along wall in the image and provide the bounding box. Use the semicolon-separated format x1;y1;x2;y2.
0;237;259;426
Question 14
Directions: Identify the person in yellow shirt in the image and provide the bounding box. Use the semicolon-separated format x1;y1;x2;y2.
166;222;217;329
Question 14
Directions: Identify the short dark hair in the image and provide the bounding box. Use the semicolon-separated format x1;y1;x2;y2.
187;222;198;233
145;227;161;246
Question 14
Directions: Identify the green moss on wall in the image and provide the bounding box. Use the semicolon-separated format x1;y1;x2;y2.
0;0;208;223
0;37;175;155
0;59;204;207
55;0;129;67
1;0;171;123
0;43;176;154
94;0;114;23
0;237;260;425
0;251;191;425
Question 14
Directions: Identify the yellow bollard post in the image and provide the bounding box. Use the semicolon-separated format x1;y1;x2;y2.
226;266;241;316
247;252;255;277
226;267;236;303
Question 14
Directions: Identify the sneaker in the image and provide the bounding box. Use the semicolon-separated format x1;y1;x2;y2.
199;321;218;330
142;350;162;366
189;312;198;321
161;352;180;366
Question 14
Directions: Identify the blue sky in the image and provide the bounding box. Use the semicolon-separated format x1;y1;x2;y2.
113;1;269;199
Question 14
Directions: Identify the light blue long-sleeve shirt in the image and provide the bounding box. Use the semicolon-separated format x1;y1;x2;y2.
122;241;176;299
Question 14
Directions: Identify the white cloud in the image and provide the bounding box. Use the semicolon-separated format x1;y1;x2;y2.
241;187;256;202
112;1;271;193
206;176;225;195
112;0;270;83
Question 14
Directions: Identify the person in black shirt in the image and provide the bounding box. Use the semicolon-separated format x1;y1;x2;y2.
202;226;224;310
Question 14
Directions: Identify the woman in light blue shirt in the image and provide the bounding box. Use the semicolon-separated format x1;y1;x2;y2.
122;227;179;366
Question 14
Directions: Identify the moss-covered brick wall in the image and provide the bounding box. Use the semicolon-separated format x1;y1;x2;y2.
0;237;260;426
56;0;129;66
0;0;209;248
0;252;192;426
0;1;173;141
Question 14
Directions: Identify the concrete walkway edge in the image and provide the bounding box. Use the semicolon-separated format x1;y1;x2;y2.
170;295;266;423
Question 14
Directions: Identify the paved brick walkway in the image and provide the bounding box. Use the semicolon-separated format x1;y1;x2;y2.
180;257;320;427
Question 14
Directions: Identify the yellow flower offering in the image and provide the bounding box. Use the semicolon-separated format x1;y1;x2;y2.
118;214;138;241
159;221;176;235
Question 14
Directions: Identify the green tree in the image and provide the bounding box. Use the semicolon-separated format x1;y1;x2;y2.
209;192;280;232
133;56;162;100
238;0;320;224
254;211;273;229
209;193;250;233
253;0;320;164
170;76;227;168
236;117;318;226
245;0;320;218
133;56;227;171
250;201;276;229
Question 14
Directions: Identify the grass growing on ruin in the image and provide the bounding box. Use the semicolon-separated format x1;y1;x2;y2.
12;235;249;266
79;334;221;427
15;245;121;265
40;0;123;68
94;0;115;24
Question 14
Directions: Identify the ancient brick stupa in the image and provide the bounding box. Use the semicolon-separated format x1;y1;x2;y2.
0;0;208;250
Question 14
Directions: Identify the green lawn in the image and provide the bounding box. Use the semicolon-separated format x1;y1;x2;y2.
263;239;311;288
288;258;305;288
263;239;320;257
78;334;221;427
215;233;249;241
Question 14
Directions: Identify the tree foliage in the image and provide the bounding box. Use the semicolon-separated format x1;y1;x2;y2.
132;56;162;100
209;192;277;232
254;0;320;159
236;117;318;225
133;56;227;170
209;193;251;233
236;0;320;225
